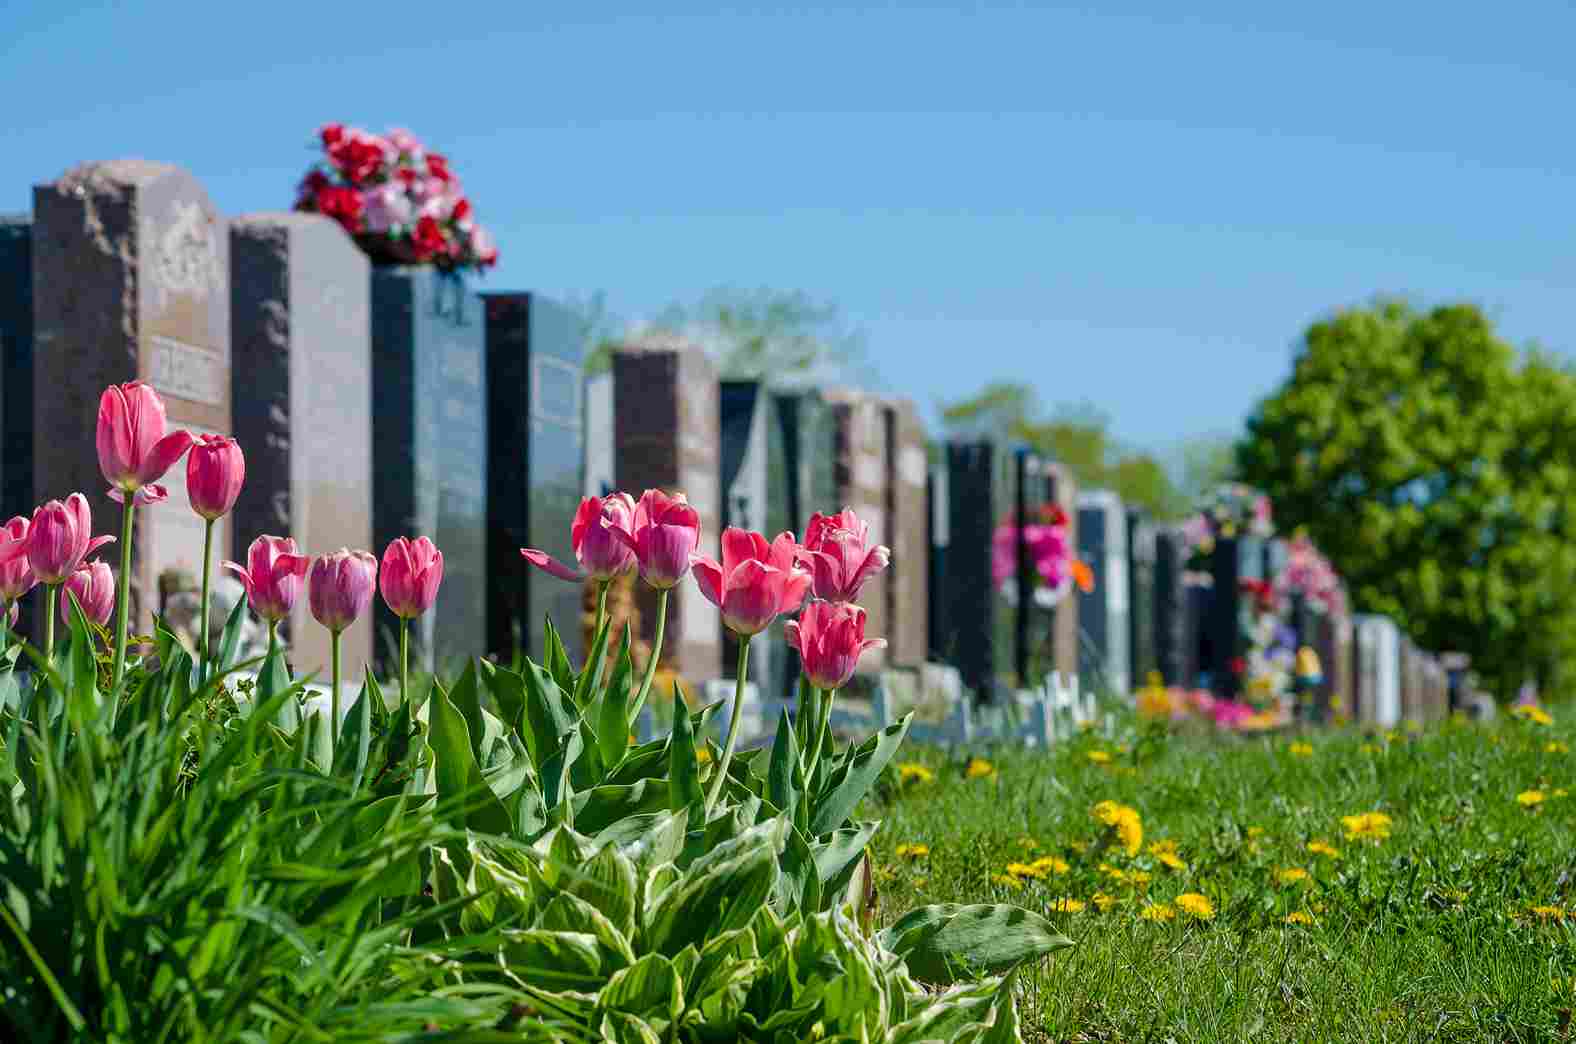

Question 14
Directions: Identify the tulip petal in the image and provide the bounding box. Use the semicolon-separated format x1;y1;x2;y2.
139;430;195;486
690;556;724;607
778;568;813;615
860;638;888;654
84;535;116;557
133;484;168;506
521;548;585;582
96;385;135;486
783;618;803;654
848;544;891;592
221;560;254;596
721;527;765;576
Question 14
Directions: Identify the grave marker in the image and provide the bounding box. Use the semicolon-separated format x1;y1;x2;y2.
882;396;929;666
824;387;888;670
0;216;35;527
1077;490;1130;695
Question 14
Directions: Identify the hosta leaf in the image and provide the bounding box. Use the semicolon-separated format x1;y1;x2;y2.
809;713;911;836
597;1011;662;1044
643;819;784;956
536;892;636;968
813;821;880;895
878;904;1074;985
572;780;671;836
501;928;607;991
596;952;682;1023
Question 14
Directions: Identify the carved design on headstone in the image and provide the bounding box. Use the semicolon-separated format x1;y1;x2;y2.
143;199;224;308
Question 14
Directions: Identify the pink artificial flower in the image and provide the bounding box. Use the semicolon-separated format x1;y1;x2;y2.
0;515;36;602
60;560;114;629
799;508;889;604
362;183;413;234
692;528;812;636
224;535;309;623
27;494;115;586
618;489;701;589
380;536;444;619
522;493;638;583
785;600;886;690
96;381;195;506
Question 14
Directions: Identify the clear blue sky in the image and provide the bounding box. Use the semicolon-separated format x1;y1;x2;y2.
5;1;1574;457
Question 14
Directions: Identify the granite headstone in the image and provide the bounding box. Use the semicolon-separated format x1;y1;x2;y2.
824;387;888;670
0;216;34;528
1077;490;1130;695
1127;511;1157;684
719;381;779;692
882;396;929;666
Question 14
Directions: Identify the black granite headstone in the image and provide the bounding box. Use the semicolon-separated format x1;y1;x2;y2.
941;441;998;698
1206;537;1241;699
1127;511;1156;684
0;217;33;524
719;381;781;693
372;267;487;672
1152;527;1188;686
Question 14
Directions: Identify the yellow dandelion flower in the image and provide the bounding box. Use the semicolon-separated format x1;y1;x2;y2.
1087;750;1113;764
1176;893;1215;920
1517;789;1546;808
1049;897;1086;913
897;762;935;785
1341;811;1394;842
1383;730;1402;743
913;877;926;887
991;873;1024;891
1288;741;1313;757
1360;742;1382;754
1545;741;1570;754
1283;910;1315;926
1005;861;1047;880
1139;902;1176;922
1307;840;1341;858
1526;905;1566;921
1512;704;1554;726
1157;852;1188;871
1128;870;1153;885
1276;867;1311;885
895;843;930;859
965;757;995;779
1555;788;1569;798
1246;826;1266;838
1092;891;1118;912
1092;800;1143;856
1098;862;1127;882
1017;837;1039;851
1148;839;1179;857
1030;855;1070;875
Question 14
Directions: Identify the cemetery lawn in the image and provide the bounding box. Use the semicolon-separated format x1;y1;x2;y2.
869;713;1576;1043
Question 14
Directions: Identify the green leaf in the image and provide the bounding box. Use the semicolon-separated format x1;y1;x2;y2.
427;679;514;834
447;658;486;766
596;626;635;768
544;616;576;697
572;779;671;837
643;818;784;956
215;593;248;672
64;590;99;720
256;644;299;732
542;725;584;827
809;713;911;836
878;903;1074;985
667;683;703;812
335;676;374;791
597;952;682;1023
521;659;577;773
479;658;524;733
573;612;614;709
766;708;801;818
501;929;607;991
813;821;880;894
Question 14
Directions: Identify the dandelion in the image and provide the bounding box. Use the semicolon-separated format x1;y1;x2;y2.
1099;863;1127;882
1546;741;1570;754
1176;893;1215;920
965;757;995;779
1017;837;1038;851
1307;840;1341;858
1068;840;1089;854
1049;897;1086;913
1526;905;1566;921
1092;800;1143;856
1128;870;1154;886
1157;852;1187;871
897;762;935;785
1087;750;1113;765
1288;741;1313;757
1030;855;1070;875
1555;788;1569;798
1276;867;1311;886
1139;903;1176;922
696;747;712;764
895;843;929;859
1360;742;1382;754
1283;910;1315;926
1246;826;1265;838
1092;891;1117;912
1384;730;1402;743
991;873;1024;891
1341;811;1394;842
1512;704;1554;726
1005;861;1047;881
1517;789;1546;808
1148;839;1179;857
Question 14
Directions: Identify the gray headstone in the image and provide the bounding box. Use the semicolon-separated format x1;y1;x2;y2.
32;160;231;632
824;388;888;671
883;397;929;667
230;212;373;681
720;381;778;693
1077;490;1130;695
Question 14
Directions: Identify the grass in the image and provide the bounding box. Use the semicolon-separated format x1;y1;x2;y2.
867;712;1576;1042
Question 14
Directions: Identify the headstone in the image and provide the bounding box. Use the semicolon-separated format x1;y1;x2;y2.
1151;526;1188;686
483;292;585;664
769;387;836;703
583;372;615;498
32;161;230;632
719;381;779;693
823;388;888;670
1203;537;1248;700
0;216;35;527
229;213;373;680
1043;462;1080;681
1077;490;1130;695
371;267;487;671
1354;614;1401;727
939;441;999;698
882;397;929;666
926;463;948;663
613;343;721;684
1441;651;1471;714
1127;512;1157;685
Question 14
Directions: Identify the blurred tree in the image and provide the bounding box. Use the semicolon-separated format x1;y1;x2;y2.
1176;434;1238;503
1236;299;1576;697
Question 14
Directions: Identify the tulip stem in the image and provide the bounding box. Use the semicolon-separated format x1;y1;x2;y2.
0;600;9;653
267;619;278;660
198;518;214;687
111;496;135;689
628;587;669;726
330;628;342;748
43;586;57;661
595;580;609;643
808;686;835;783
399;617;409;710
706;636;750;813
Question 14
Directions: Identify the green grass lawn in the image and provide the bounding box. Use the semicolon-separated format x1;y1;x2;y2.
866;711;1576;1043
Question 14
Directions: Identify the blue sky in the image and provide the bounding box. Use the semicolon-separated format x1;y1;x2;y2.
5;1;1574;457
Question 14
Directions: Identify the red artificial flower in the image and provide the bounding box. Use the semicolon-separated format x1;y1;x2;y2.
315;185;365;233
319;123;345;147
329;134;385;186
411;215;447;259
1229;656;1246;676
427;153;452;182
451;198;471;222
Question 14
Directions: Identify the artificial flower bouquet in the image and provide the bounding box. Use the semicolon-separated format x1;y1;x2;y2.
991;503;1094;608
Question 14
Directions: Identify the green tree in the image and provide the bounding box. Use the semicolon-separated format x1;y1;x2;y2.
1237;299;1576;697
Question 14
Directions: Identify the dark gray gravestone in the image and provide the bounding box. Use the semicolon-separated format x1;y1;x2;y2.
484;292;584;664
1152;526;1188;686
372;267;487;672
770;388;834;702
719;381;778;693
1205;537;1241;699
0;216;33;524
33;161;230;634
940;441;1000;699
1077;490;1130;695
230;213;373;680
1127;511;1156;685
926;463;947;663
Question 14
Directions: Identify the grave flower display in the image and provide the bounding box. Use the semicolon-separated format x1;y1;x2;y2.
990;503;1092;608
293;123;499;272
1273;532;1347;617
1183;482;1274;568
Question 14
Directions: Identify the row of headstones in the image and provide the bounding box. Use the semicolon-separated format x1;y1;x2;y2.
0;160;585;682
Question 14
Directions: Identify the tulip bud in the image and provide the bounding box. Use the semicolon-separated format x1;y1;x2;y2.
785;600;886;691
96;381;195;505
60;560;115;629
692;528;812;636
799;508;889;604
27;494;116;585
618;488;701;589
380;536;444;619
0;516;36;602
309;549;378;633
223;535;309;622
187;434;246;521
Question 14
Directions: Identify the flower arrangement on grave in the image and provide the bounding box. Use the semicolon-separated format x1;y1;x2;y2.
991;503;1094;608
1273;533;1347;617
292;123;499;272
1182;482;1274;568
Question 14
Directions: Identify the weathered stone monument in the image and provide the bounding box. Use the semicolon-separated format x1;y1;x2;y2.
1354;613;1401;727
613;342;721;685
882;396;929;667
230;212;373;680
1077;490;1130;695
0;216;34;526
824;387;888;671
32;161;231;632
484;292;585;663
371;268;487;670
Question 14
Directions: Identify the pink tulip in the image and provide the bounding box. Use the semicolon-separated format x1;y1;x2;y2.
96;381;196;505
0;516;36;602
617;489;701;589
27;495;115;585
692;528;812;636
309;549;378;633
60;560;115;629
186;434;245;521
521;493;638;583
786;600;886;691
380;536;444;619
799;508;890;604
223;535;309;622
